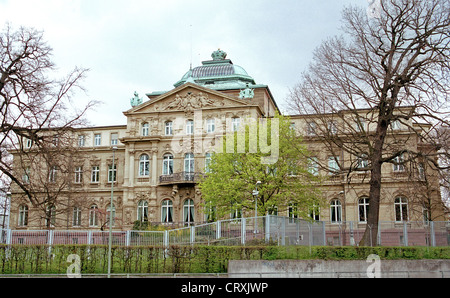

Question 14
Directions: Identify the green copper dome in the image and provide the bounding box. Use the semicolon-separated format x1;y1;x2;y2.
174;49;256;89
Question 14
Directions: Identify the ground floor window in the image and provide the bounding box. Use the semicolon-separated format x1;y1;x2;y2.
161;199;173;223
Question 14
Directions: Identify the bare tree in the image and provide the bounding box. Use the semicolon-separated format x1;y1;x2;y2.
0;24;96;208
287;0;449;245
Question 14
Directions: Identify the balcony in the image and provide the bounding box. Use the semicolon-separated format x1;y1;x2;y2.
159;172;203;185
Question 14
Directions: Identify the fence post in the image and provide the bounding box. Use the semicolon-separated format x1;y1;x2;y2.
241;218;246;245
265;215;270;243
403;222;408;246
164;230;169;247
377;222;381;246
349;221;355;246
190;226;195;244
6;229;11;246
126;230;131;247
47;230;54;254
430;221;436;247
281;217;286;246
216;220;221;240
322;221;326;246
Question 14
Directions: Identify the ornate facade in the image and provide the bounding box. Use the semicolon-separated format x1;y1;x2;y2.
9;50;447;230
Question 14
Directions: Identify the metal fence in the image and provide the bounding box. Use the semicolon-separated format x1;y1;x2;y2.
1;216;449;247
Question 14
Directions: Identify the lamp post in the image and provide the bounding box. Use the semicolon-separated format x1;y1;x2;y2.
253;181;261;234
107;146;117;278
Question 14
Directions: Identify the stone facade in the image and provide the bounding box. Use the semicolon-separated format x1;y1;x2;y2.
8;50;446;230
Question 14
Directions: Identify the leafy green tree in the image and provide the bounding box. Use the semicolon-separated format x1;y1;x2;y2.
199;114;324;220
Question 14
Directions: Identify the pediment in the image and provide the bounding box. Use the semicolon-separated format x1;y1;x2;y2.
124;83;251;115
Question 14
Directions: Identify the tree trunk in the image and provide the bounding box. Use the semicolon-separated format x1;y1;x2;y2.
359;108;390;246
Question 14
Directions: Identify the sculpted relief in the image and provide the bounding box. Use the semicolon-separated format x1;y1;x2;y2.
164;92;222;111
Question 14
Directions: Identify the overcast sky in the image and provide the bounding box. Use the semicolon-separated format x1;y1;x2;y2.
0;0;366;126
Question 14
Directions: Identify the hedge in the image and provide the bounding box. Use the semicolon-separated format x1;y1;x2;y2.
0;245;448;275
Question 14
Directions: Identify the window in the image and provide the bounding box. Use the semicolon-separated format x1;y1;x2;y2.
49;166;58;182
355;118;366;133
231;117;240;132
328;156;340;174
52;134;59;146
183;199;195;224
309;205;320;221
231;206;242;220
89;205;98;227
110;133;118;145
289;203;298;223
78;135;85;147
308;157;319;176
205;152;212;173
94;133;101;146
142;122;149;136
330;199;342;223
328;120;337;135
46;205;56;227
186;120;194;135
165;121;173;136
18;205;28;226
358;197;370;222
25;138;32;148
161;199;173;223
306;121;317;136
357;154;369;170
391;120;401;130
393;154;405;172
139;154;150;177
74;166;83;183
72;207;82;227
395;197;408;222
162;154;174;175
107;203;116;227
108;164;117;183
206;118;215;133
91;166;100;183
418;162;425;180
184;153;194;173
22;167;30;184
137;200;148;222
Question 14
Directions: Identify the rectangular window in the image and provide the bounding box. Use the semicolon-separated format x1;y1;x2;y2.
94;133;101;146
308;157;319;176
306;121;316;136
78;135;85;147
232;118;240;132
74;166;83;183
142;123;149;136
108;164;117;183
206;119;215;133
393;154;405;172
328;156;339;174
110;133;118;145
165;121;173;136
186;120;194;135
91;166;100;183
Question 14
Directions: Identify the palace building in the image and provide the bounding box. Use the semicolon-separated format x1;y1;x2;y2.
9;49;447;230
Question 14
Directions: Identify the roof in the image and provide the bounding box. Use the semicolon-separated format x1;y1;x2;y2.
172;49;256;89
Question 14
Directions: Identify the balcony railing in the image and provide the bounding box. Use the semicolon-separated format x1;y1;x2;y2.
159;172;203;184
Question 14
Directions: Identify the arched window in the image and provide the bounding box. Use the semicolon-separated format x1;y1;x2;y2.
161;199;173;223
183;199;195;224
395;197;408;222
137;200;148;222
45;205;56;227
89;204;98;227
330;199;342;223
142;122;149;136
139;154;150;176
18;205;28;227
72;206;82;227
107;203;115;227
162;154;174;175
358;197;370;222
